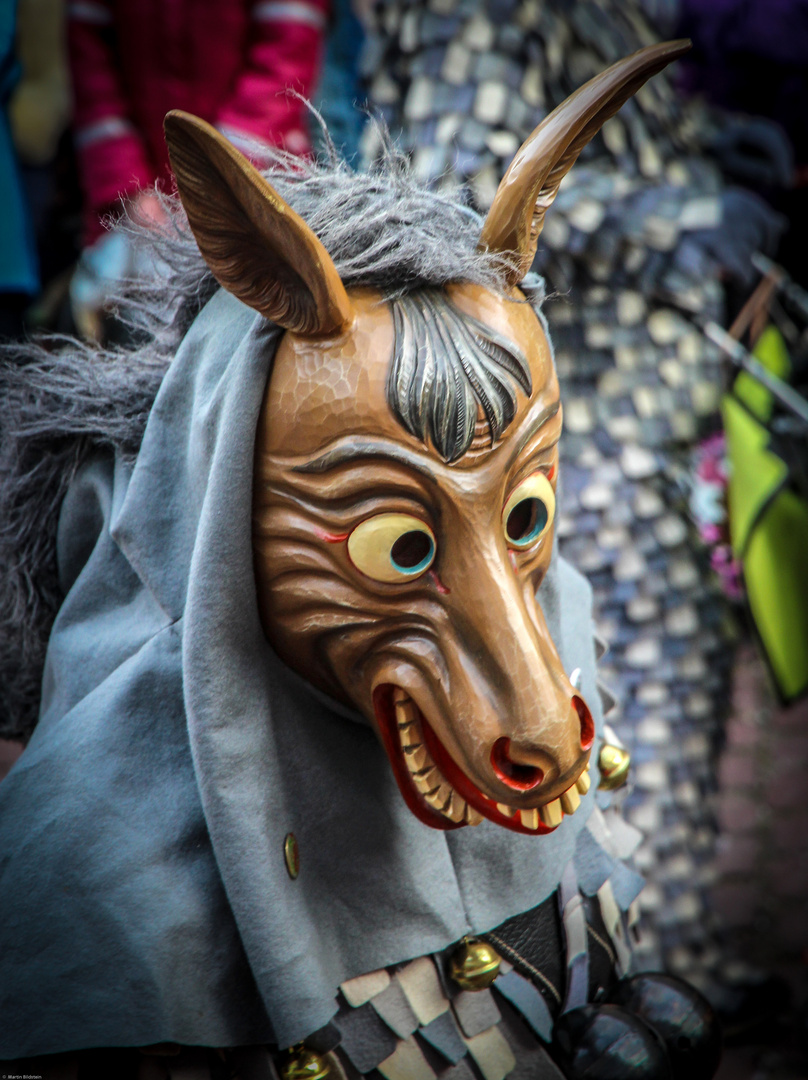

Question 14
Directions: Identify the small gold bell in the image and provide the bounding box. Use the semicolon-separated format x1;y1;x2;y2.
448;937;501;991
598;742;631;790
279;1044;331;1080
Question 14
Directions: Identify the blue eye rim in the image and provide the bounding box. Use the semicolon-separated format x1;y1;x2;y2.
506;496;550;549
347;513;437;583
389;530;436;575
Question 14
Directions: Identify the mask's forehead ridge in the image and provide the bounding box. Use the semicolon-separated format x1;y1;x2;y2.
259;284;557;470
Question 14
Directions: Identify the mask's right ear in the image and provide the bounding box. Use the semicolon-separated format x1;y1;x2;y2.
479;40;692;285
164;111;354;337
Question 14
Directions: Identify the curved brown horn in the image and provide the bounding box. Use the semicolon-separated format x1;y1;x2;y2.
164;111;354;336
479;40;692;285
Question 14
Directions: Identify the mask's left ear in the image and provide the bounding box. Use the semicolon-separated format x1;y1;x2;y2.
164;111;355;336
479;39;691;285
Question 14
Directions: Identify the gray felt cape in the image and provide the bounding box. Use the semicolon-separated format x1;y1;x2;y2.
0;288;640;1059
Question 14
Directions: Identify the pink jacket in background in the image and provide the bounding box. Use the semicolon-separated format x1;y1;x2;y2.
68;0;329;243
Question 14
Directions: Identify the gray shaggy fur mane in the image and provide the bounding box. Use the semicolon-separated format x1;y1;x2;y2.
0;135;539;741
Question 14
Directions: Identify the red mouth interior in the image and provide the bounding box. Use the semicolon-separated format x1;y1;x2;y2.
372;685;458;830
372;684;556;835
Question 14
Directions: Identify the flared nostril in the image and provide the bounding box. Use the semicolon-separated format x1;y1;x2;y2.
574;695;595;751
490;737;545;791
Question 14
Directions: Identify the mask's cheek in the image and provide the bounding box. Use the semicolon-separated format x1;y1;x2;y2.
255;555;377;704
252;514;441;712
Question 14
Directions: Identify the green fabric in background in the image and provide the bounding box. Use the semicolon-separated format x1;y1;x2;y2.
722;325;808;701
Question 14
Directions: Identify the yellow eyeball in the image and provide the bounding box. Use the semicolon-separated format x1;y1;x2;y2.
347;513;436;583
502;472;555;549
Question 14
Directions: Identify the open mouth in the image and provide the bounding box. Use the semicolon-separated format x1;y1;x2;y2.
373;685;591;834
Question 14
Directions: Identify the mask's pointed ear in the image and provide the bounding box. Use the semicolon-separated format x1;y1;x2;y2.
479;40;691;286
164;111;354;336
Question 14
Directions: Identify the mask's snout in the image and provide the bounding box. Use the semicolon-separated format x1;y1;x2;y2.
490;738;545;791
489;693;594;798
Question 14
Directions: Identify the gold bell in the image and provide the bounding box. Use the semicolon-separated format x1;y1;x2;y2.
448;937;501;991
279;1044;330;1080
598;742;631;790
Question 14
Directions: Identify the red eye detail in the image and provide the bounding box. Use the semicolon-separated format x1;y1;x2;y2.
547;464;555;480
315;528;350;544
428;569;450;594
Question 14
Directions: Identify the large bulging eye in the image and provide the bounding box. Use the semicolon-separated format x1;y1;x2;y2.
502;472;555;549
347;513;436;582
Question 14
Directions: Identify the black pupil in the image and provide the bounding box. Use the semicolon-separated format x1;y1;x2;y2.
391;530;431;569
506;498;545;542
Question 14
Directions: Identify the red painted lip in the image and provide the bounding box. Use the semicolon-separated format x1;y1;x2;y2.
373;684;459;831
372;684;562;835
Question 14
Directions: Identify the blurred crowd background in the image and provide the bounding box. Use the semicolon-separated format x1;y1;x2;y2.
1;1;807;1077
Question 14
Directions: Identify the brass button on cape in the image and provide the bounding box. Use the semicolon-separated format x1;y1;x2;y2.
598;742;631;790
449;937;501;991
284;833;300;879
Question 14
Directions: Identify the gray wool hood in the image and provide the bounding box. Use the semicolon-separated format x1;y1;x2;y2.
0;286;636;1059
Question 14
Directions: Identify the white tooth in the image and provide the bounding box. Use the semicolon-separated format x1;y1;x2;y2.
520;807;540;830
560;785;581;815
412;766;442;792
404;743;430;771
576;770;591;796
400;724;422;748
497;803;517;818
464;804;484;826
394;696;419;728
569;667;582;689
392;687;409;705
539;799;563;828
442;791;468;824
424;786;473;826
424;782;453;810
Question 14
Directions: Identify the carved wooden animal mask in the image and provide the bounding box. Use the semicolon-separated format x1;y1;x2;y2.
165;41;689;835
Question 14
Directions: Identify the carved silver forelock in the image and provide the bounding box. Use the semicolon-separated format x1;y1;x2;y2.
389;291;532;463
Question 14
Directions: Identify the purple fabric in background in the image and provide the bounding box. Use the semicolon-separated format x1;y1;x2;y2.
677;0;808;158
678;0;808;65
